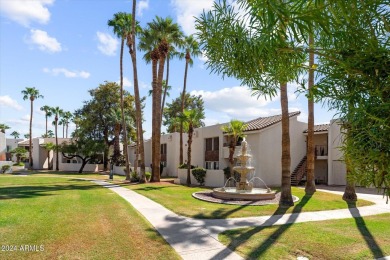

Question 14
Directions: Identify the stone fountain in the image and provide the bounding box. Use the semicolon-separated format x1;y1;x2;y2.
212;138;276;201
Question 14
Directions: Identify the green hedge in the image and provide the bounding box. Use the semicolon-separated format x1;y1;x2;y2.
192;168;207;186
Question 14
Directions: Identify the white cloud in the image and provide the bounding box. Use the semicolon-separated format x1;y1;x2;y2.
116;77;132;88
0;0;54;27
137;0;149;16
170;0;214;35
96;31;118;56
28;29;62;53
43;68;90;78
0;95;23;111
191;86;278;120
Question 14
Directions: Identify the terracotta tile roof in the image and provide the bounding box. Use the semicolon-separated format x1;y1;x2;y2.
303;124;330;133
244;111;301;132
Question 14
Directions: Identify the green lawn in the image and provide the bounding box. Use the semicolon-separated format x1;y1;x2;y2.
0;175;179;260
125;182;374;219
219;213;390;259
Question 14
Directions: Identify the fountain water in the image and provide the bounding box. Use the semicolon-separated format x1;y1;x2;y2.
212;138;276;201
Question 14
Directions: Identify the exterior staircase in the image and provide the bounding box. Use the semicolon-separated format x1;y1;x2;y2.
291;156;307;186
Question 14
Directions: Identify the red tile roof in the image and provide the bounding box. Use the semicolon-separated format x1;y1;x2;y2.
303;124;330;133
244;111;301;132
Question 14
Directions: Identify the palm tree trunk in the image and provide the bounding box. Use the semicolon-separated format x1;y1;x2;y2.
29;99;33;169
280;82;294;207
119;37;131;181
55;119;59;171
130;0;146;183
161;54;170;123
187;126;193;186
62;124;65;138
66;123;69;138
151;55;159;182
45;115;48;136
343;158;357;202
305;33;316;195
180;60;190;165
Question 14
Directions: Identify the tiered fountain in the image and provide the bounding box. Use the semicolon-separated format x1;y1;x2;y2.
212;138;276;201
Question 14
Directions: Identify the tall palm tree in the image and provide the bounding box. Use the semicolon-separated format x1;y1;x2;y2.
22;87;43;169
181;109;205;186
51;106;63;171
179;35;201;165
58;117;67;138
139;17;181;182
40;105;52;137
305;33;316;195
108;12;133;180
62;111;73;138
10;131;20;139
128;0;147;183
221;119;247;178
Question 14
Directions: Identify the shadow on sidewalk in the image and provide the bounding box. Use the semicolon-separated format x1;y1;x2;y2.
213;194;313;259
348;202;385;259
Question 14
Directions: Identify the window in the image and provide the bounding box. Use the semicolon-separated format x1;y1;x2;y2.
161;143;167;155
205;137;219;151
205;161;219;170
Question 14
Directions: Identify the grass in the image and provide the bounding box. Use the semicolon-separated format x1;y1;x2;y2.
0;175;179;260
219;213;390;259
123;182;374;219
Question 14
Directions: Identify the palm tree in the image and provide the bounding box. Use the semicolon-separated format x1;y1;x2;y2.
179;35;201;165
62;111;73;138
139;17;182;181
305;33;316;195
10;131;20;139
181;109;205;186
58;117;67;138
51;106;63;171
0;124;10;133
24;134;30;139
40;105;52;137
108;12;133;180
46;130;54;138
22;87;43;169
128;0;147;183
221;119;247;178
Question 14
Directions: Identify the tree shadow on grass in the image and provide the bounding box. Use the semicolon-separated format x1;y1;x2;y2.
347;202;385;259
0;182;101;200
213;194;313;259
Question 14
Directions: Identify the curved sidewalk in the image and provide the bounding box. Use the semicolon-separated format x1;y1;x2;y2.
92;180;389;260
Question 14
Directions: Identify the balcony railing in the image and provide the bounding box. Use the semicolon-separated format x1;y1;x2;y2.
205;150;219;161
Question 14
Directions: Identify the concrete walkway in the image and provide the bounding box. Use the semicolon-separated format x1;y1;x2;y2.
92;180;390;260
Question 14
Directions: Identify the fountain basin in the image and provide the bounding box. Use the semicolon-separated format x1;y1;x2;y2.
212;187;276;201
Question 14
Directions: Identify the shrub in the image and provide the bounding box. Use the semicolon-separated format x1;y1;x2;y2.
131;171;140;182
145;171;151;181
192;168;207;186
178;163;195;169
13;162;25;167
223;167;241;182
1;165;11;174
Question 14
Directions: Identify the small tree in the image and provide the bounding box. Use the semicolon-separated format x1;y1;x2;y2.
60;138;105;173
221;119;247;179
10;147;28;164
180;109;205;186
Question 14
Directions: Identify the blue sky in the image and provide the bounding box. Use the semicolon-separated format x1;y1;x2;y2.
0;0;335;139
